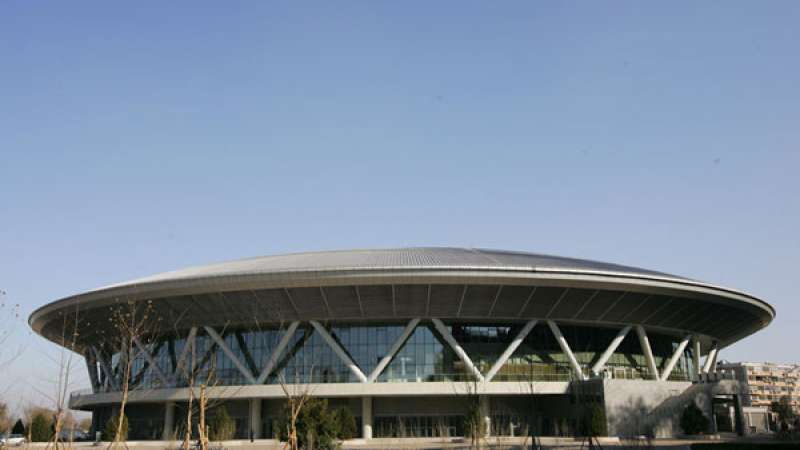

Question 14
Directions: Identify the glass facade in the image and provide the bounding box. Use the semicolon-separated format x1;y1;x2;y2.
103;320;694;392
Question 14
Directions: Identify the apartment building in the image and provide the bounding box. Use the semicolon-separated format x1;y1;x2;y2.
718;362;800;411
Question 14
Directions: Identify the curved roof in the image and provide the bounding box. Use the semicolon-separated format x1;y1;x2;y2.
102;247;687;286
30;247;774;349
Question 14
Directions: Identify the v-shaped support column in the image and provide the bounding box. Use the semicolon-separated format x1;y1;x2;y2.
636;326;659;380
368;318;420;383
591;326;631;376
133;337;170;386
310;321;368;383
173;327;197;383
431;318;484;382
92;346;120;391
204;326;257;384
702;342;719;374
659;334;690;381
547;320;586;381
484;320;537;382
257;321;300;384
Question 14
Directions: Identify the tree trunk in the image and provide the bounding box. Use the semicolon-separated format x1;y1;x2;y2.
199;385;207;450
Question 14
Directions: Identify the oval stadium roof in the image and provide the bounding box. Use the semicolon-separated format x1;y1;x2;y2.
107;247;689;286
30;247;774;349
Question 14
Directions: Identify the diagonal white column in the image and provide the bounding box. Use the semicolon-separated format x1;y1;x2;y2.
310;321;368;383
547;320;586;381
204;326;257;384
84;351;100;391
636;325;659;380
484;320;537;382
431;318;484;382
256;321;300;384
659;335;690;381
133;337;170;386
590;325;631;376
709;345;719;373
367;318;420;383
93;346;120;391
702;343;718;374
174;327;198;379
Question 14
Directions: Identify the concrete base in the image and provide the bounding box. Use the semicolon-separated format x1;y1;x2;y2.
603;379;743;438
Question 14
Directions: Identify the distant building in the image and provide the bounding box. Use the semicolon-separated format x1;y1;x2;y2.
718;362;800;412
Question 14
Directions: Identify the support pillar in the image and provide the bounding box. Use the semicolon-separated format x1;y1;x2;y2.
163;402;175;441
362;397;373;440
703;342;718;374
480;395;491;437
635;326;659;380
249;399;262;440
693;338;702;380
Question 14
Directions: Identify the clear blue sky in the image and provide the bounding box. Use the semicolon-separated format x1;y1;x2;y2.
1;1;798;410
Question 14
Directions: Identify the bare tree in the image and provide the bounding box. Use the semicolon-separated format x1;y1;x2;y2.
25;302;82;450
458;377;487;449
0;401;10;436
0;290;23;386
0;311;19;443
45;305;83;450
171;321;231;450
276;367;314;450
105;299;161;450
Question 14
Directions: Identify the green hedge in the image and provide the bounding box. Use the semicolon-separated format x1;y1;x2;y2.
692;444;800;450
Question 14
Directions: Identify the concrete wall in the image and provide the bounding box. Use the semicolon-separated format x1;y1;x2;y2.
602;379;742;438
742;406;770;433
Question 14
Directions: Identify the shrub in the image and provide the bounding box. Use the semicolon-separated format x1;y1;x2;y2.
463;399;484;442
208;406;236;442
28;413;52;442
276;398;339;449
680;402;709;435
11;419;25;435
102;414;128;441
581;403;607;437
771;395;796;432
331;407;356;440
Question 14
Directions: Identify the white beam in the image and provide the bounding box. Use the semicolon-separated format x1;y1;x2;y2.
484;320;537;382
204;326;257;384
431;318;484;382
309;321;368;383
636;325;659;380
709;346;719;373
367;318;420;383
93;346;119;391
133;337;170;386
84;351;100;390
590;326;631;376
659;335;690;381
174;326;198;378
547;320;586;381
256;321;300;384
702;343;718;374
